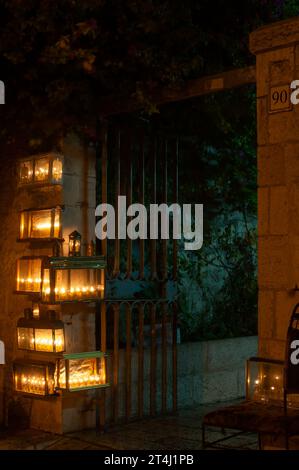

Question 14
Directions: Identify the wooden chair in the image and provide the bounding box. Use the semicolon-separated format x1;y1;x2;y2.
202;303;299;450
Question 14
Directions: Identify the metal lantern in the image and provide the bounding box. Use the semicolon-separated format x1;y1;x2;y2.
16;256;46;294
41;256;105;303
13;360;56;396
69;230;82;257
19;161;33;183
246;357;284;404
55;351;109;392
17;308;65;353
19;207;62;240
18;154;63;186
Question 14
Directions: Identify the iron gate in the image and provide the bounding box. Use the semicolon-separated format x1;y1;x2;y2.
97;117;179;425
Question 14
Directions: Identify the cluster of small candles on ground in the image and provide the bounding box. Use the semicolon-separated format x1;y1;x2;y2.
251;372;283;402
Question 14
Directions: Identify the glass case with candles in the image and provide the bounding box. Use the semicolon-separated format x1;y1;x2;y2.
16;256;46;294
19;207;62;240
17;308;65;353
55;351;108;392
18;154;63;186
246;357;284;404
41;256;105;303
13;360;56;396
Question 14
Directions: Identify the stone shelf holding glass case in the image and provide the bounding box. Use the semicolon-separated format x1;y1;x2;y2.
11;138;106;431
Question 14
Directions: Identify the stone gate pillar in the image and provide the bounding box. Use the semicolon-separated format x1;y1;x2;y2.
250;18;299;360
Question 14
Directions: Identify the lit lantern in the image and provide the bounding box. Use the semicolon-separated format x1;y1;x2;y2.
13;360;56;396
41;256;105;303
16;256;45;294
55;351;109;391
32;303;40;318
69;231;82;257
51;156;63;182
18;154;63;186
34;157;49;182
19;207;62;240
246;357;284;404
19;161;33;184
17;308;65;353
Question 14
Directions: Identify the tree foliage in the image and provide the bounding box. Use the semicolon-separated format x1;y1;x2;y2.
0;0;298;154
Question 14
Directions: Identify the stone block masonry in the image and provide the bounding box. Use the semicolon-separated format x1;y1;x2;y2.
250;18;299;366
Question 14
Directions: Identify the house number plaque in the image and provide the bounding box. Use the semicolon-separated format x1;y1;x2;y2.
269;84;292;113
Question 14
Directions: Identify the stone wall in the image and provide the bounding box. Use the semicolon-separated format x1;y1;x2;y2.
176;336;257;406
250;17;299;362
103;336;258;420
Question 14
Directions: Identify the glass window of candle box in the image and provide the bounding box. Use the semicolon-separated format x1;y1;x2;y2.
17;309;65;353
13;360;56;396
41;256;105;303
19;207;62;240
18;154;63;186
16;256;45;293
55;352;108;391
247;357;284;404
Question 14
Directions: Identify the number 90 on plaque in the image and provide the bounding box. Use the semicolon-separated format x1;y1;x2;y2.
269;85;292;113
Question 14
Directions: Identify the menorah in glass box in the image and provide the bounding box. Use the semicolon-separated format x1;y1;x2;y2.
15;255;105;303
41;256;105;303
18;154;63;186
13;352;109;396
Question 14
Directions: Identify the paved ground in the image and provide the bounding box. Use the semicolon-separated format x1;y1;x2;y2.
0;402;258;451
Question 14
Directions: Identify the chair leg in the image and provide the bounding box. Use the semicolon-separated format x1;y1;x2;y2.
258;433;262;450
202;424;206;449
285;432;289;450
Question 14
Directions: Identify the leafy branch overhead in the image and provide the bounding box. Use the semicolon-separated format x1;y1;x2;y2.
0;0;298;151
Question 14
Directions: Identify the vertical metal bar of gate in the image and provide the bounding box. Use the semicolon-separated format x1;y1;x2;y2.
112;303;120;423
98;120;108;430
113;129;121;278
138;303;144;417
125;302;132;421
